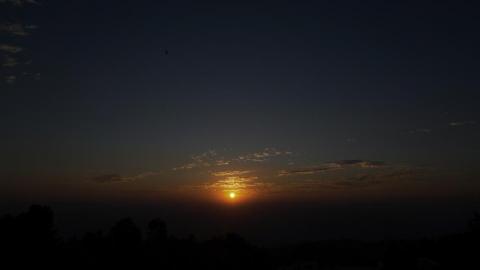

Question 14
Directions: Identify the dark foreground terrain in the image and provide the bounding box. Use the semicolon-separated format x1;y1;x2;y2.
0;205;479;269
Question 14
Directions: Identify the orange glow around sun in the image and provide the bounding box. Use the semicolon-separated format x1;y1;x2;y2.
213;188;256;204
202;172;263;204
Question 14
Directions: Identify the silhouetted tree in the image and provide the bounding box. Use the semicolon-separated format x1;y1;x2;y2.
469;212;480;234
147;217;167;243
0;205;58;268
2;205;480;269
109;217;142;249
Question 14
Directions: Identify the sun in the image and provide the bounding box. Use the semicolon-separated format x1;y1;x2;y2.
229;192;236;199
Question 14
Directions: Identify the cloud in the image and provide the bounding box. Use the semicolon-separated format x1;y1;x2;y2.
202;174;271;193
92;171;161;183
346;138;357;143
0;44;23;54
331;174;389;188
173;150;223;170
329;167;425;188
278;166;427;191
2;55;19;67
331;160;386;168
409;128;431;134
92;174;127;183
278;166;337;176
22;71;41;80
0;23;31;36
278;160;386;177
5;75;16;84
212;170;252;177
174;148;293;170
0;0;39;7
173;163;197;171
0;1;40;85
182;169;269;193
237;148;292;162
204;175;260;191
449;121;476;127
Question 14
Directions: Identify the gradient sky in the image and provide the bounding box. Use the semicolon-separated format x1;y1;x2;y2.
1;0;480;241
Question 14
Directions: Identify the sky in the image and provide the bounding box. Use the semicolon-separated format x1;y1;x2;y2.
1;0;480;242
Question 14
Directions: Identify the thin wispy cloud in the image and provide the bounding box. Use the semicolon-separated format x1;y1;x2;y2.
329;167;427;188
0;0;39;7
236;148;292;162
1;1;40;84
0;44;23;54
346;138;357;143
449;121;476;127
279;166;426;190
203;175;262;192
278;160;386;177
178;154;426;195
92;171;162;183
0;23;33;36
92;174;129;183
5;75;16;84
409;128;431;134
181;169;268;193
174;148;293;171
2;55;18;67
278;166;337;176
333;160;386;168
212;170;252;177
173;150;224;170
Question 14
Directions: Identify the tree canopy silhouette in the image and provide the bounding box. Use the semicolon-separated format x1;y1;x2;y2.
1;205;480;269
